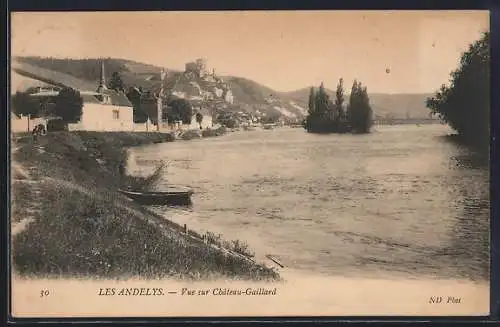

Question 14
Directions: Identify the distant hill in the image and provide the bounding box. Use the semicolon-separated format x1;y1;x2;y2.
13;56;169;90
12;59;97;92
12;56;435;120
222;76;305;118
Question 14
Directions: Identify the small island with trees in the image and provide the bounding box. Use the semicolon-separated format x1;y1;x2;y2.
304;79;373;134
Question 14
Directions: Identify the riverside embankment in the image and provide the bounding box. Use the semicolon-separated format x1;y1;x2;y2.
11;128;280;281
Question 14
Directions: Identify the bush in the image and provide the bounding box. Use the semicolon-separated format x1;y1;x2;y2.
47;118;68;132
180;129;202;140
201;126;227;138
121;162;166;191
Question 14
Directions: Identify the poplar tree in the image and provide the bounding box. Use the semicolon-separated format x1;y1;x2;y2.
348;80;372;133
308;87;316;116
315;82;331;120
334;78;345;131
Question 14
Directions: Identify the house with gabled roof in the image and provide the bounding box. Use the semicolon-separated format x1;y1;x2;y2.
13;60;134;132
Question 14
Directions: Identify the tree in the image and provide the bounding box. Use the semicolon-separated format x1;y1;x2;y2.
53;87;83;123
359;86;373;132
308;87;316;116
315;82;329;119
304;79;372;134
168;98;193;125
11;91;41;118
317;82;333;132
126;87;149;123
304;82;330;133
334;78;345;127
347;80;359;129
195;112;203;129
426;31;489;148
347;80;373;133
304;87;316;130
108;71;125;92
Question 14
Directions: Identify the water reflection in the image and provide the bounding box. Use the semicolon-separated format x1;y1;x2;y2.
439;147;489;281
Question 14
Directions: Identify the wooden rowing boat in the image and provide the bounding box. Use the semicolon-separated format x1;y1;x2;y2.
119;186;193;206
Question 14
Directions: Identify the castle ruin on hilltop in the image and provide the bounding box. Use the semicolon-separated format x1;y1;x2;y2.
171;58;234;105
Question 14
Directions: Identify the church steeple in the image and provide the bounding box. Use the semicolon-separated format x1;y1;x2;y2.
97;59;108;93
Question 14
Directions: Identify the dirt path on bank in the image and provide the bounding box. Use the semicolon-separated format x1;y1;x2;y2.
11;141;44;236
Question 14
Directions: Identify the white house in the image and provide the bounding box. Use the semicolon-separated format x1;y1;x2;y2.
23;61;134;132
67;90;134;132
70;61;134;131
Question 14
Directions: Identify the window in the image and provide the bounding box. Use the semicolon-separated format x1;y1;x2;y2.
112;110;120;120
98;95;111;104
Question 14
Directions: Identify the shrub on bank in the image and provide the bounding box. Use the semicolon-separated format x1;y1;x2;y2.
180;129;202;140
121;163;165;191
202;126;227;138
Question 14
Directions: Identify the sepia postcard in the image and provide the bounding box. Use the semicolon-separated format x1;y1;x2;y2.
9;10;490;318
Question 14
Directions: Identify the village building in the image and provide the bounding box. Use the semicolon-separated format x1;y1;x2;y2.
11;61;134;132
66;62;134;131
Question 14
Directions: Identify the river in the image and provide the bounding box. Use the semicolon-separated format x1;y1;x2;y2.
126;124;489;282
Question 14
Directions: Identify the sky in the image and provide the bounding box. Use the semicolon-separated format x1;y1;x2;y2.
11;11;489;93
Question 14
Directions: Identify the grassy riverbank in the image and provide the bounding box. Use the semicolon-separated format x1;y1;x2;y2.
11;130;280;281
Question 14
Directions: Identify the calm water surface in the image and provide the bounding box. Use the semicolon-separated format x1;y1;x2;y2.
127;124;489;281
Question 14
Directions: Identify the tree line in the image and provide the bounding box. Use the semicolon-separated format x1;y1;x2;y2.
304;79;373;134
426;31;489;150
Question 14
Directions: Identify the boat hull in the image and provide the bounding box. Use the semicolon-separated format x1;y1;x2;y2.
119;188;193;206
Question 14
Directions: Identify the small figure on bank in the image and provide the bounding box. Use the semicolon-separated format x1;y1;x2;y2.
38;124;46;135
32;125;39;143
119;162;125;177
